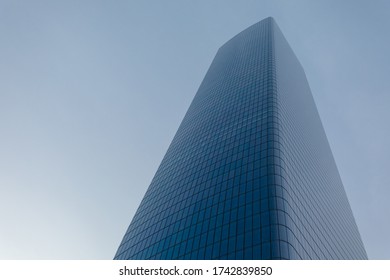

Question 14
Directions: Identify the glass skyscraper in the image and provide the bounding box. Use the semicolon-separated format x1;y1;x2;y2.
114;17;367;260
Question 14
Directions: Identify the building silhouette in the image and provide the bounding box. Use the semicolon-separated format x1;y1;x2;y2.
114;17;367;260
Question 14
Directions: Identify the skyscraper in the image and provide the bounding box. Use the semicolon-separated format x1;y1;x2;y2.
114;17;367;260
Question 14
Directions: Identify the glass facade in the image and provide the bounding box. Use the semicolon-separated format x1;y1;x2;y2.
114;17;367;260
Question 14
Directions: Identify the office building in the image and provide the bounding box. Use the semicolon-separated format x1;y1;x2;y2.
114;17;367;259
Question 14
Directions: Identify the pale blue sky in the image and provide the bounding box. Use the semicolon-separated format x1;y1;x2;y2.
0;0;389;259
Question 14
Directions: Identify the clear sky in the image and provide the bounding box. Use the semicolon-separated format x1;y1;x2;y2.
0;0;389;259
